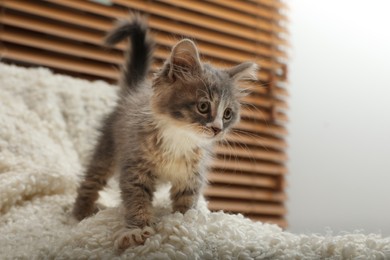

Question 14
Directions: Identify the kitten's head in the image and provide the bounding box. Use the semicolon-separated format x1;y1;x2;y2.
152;39;258;142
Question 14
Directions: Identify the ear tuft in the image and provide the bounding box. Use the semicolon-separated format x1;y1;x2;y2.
168;39;202;79
227;62;259;81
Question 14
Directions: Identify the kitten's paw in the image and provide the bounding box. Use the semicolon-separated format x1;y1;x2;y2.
114;226;155;250
72;203;98;221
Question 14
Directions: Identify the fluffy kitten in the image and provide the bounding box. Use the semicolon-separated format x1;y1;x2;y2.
72;14;258;249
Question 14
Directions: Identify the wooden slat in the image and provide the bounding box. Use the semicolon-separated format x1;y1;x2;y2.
208;171;279;189
215;145;287;163
2;0;112;30
0;45;117;80
148;16;287;62
250;0;288;10
38;0;290;85
49;0;280;68
113;0;287;46
0;28;122;64
243;80;289;98
130;33;280;75
0;35;288;99
157;0;286;33
46;0;288;60
242;95;288;111
0;27;171;72
46;0;126;18
2;6;286;80
140;33;284;78
239;83;287;99
1;13;130;66
273;86;289;98
1;26;275;83
237;120;288;137
3;0;288;78
241;106;288;124
207;0;287;21
208;199;286;215
225;132;287;151
205;185;286;202
0;25;287;97
241;106;270;122
212;159;287;176
1;12;116;47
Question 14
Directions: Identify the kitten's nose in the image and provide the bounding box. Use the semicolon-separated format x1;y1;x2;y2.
211;126;221;135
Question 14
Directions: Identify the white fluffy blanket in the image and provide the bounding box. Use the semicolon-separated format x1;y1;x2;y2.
1;63;389;259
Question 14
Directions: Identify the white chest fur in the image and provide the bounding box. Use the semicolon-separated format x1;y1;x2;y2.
154;123;203;186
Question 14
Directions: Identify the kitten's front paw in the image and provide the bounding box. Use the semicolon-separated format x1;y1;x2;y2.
72;202;98;221
114;226;155;250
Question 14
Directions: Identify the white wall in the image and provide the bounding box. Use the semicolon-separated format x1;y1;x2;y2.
287;0;390;236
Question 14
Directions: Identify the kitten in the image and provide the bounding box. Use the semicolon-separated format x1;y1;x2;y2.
72;14;258;250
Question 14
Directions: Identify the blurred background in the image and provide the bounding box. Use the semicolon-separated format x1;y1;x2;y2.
288;0;390;236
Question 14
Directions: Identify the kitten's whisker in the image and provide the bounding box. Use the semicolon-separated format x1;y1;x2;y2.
231;134;257;167
220;138;239;175
231;129;270;152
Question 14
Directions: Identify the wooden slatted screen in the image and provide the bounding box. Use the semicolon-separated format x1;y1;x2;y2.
0;0;289;228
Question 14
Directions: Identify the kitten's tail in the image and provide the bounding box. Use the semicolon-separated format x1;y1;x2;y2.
105;14;154;89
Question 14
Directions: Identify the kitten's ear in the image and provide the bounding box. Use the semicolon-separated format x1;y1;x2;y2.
226;62;259;82
167;39;202;80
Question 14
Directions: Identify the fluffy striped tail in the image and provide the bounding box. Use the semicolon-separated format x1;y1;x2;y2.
105;14;154;89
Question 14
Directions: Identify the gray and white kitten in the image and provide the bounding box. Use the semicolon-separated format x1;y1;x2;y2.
72;14;258;249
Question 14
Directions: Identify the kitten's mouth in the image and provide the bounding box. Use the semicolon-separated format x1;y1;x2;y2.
210;126;222;136
198;126;221;139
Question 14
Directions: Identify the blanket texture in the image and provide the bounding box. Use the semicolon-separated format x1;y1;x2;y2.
1;63;389;259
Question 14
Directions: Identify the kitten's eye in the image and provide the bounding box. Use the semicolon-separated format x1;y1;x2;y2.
224;108;233;120
197;101;210;114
